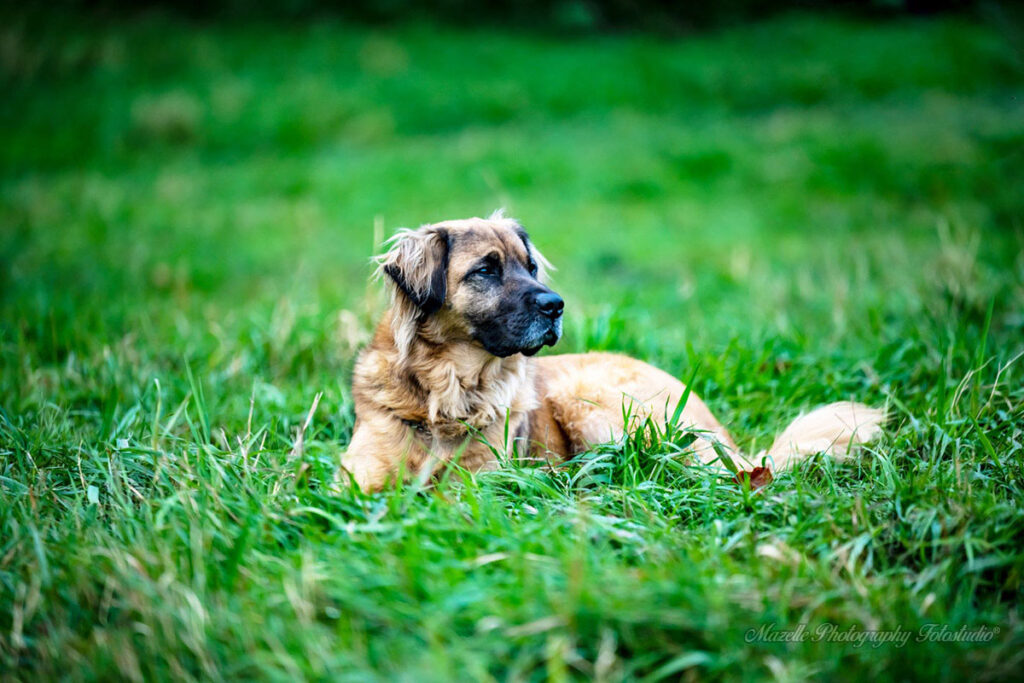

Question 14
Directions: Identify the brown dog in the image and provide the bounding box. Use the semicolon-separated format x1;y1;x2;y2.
340;212;885;491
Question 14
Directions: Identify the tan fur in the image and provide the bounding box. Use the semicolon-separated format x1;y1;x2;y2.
340;214;886;491
530;353;736;463
765;402;888;470
373;227;450;362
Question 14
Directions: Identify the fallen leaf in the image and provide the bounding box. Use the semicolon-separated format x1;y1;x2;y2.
733;466;773;489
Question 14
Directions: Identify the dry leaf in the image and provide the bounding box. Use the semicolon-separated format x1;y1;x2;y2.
733;466;773;489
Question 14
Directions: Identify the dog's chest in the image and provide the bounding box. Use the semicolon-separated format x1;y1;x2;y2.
353;345;538;477
406;366;538;473
412;408;532;472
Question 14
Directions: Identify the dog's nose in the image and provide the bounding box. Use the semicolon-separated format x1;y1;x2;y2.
534;291;564;319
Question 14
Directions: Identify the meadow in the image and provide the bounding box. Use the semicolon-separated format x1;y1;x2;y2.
1;7;1023;680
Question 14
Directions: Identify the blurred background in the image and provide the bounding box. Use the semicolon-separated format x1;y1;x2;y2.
1;0;1021;425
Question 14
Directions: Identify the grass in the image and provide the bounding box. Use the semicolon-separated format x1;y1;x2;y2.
2;7;1024;680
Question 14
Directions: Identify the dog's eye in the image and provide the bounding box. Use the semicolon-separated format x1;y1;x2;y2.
527;259;538;276
473;264;499;278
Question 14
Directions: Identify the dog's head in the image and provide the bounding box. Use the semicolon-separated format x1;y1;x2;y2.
377;211;563;359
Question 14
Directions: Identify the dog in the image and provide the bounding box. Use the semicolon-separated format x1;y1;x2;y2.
340;211;885;491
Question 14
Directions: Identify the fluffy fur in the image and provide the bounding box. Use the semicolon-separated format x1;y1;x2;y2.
340;214;886;491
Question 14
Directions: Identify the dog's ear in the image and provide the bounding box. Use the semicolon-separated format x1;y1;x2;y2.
528;241;554;283
513;225;555;283
378;227;450;315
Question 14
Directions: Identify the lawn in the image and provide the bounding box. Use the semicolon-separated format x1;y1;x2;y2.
1;7;1023;680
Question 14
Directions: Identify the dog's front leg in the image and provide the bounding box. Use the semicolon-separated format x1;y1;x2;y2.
337;416;415;492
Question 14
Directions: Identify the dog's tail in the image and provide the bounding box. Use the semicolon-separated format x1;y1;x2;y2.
761;401;886;471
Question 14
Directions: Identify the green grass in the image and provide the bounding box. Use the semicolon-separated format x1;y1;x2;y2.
2;8;1024;680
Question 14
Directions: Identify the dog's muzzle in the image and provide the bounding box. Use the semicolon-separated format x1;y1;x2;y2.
520;289;563;356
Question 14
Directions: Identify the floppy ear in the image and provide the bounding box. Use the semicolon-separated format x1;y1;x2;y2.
378;227;450;315
528;241;554;283
375;226;450;361
513;225;555;283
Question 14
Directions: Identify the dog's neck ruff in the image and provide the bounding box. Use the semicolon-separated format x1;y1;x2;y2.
353;311;538;442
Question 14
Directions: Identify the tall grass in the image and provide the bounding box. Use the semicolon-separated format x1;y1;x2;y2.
1;8;1023;680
